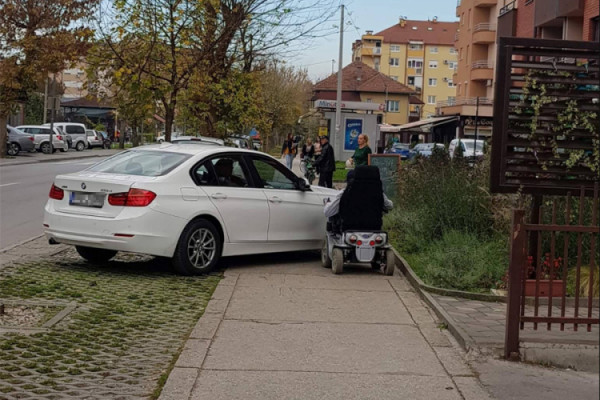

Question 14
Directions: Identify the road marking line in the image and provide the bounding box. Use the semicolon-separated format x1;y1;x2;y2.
0;182;18;188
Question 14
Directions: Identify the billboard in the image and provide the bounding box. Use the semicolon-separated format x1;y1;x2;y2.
344;119;363;151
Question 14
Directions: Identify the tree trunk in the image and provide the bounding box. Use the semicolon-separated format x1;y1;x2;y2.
132;121;141;147
0;114;7;158
164;105;175;142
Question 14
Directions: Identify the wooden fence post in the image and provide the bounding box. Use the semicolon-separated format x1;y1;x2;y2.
505;209;526;360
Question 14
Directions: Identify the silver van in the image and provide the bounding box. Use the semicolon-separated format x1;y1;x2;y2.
44;122;88;151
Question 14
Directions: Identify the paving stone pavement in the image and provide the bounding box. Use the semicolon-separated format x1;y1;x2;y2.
432;294;599;347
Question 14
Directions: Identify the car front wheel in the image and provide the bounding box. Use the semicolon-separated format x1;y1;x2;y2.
7;143;20;156
172;219;221;275
41;142;52;154
75;141;85;151
76;246;117;264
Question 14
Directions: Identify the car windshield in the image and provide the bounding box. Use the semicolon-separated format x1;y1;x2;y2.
464;141;484;151
87;150;191;176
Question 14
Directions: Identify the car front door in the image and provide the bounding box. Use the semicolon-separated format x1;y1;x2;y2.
192;154;269;243
247;155;325;242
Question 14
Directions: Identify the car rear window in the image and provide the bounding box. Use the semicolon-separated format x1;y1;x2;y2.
87;150;191;176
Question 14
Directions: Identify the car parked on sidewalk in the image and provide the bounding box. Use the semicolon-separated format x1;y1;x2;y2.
448;139;484;160
44;145;338;275
6;125;35;156
16;125;69;153
44;122;88;151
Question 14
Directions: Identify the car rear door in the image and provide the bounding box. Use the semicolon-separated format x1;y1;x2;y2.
246;154;324;242
192;154;269;243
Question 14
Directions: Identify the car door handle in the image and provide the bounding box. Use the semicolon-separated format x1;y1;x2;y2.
268;196;282;203
211;193;227;200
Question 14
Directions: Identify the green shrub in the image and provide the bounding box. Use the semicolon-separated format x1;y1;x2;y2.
412;231;509;291
567;266;600;298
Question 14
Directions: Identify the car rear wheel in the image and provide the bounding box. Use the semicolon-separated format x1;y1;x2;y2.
172;219;221;275
75;141;85;151
76;246;117;264
331;248;344;275
321;239;332;268
7;143;20;156
60;148;67;152
41;142;52;154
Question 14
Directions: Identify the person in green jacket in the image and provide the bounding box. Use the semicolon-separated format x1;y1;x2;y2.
350;134;372;167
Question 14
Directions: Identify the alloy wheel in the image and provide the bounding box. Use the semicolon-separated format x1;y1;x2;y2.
187;228;216;268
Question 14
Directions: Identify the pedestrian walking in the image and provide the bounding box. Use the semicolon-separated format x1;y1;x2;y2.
314;135;335;188
348;134;372;167
301;137;315;160
281;133;297;170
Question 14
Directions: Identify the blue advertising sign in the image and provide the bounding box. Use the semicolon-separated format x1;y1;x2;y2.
344;119;363;151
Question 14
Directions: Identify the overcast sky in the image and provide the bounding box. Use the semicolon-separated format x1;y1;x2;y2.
291;0;459;82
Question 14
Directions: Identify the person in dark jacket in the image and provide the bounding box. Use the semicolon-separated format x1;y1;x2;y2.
301;137;315;160
314;135;336;188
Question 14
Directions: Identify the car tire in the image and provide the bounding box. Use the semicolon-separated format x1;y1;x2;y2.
41;142;52;154
158;139;164;144
371;261;381;270
75;141;85;151
321;239;332;268
60;148;67;152
331;248;344;275
172;219;221;275
7;143;20;156
383;249;395;276
76;246;117;264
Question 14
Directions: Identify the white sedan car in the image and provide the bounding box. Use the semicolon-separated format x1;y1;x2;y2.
44;144;339;274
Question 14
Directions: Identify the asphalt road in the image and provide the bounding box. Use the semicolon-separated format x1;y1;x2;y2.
0;158;107;250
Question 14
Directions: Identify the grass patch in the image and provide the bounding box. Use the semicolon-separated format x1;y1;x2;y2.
333;161;348;182
0;251;221;397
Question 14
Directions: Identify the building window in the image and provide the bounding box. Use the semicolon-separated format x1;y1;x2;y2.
449;48;457;54
427;95;436;104
390;76;398;81
407;76;415;86
457;83;461;95
430;47;438;54
429;60;438;68
386;100;399;112
593;17;599;42
428;78;437;87
407;58;423;68
408;43;423;50
448;61;457;69
447;96;456;104
389;58;399;66
447;79;455;87
390;44;401;52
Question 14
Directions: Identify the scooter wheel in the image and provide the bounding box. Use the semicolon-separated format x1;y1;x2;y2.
321;240;332;268
331;248;344;275
383;249;395;276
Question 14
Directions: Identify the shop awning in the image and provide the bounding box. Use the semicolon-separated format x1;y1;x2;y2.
396;116;457;131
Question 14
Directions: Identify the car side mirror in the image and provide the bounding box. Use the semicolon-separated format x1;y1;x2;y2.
297;179;310;191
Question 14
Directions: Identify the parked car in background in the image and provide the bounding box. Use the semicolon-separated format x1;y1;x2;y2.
16;125;68;153
85;130;105;149
448;139;484;159
98;131;112;149
156;132;183;143
6;126;35;156
45;122;88;151
225;137;250;149
384;142;411;160
170;136;224;146
409;143;445;159
44;145;338;275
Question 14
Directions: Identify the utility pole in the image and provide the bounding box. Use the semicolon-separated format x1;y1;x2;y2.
43;77;49;124
48;73;56;153
335;4;344;148
474;96;479;158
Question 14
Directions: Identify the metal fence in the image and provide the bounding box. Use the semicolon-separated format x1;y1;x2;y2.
505;184;599;358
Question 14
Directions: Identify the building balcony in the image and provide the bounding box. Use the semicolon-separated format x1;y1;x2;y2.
472;23;496;44
436;97;493;117
470;61;493;81
361;47;382;56
473;0;497;8
535;0;584;27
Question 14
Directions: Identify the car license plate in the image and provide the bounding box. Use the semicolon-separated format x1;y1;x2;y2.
69;192;105;208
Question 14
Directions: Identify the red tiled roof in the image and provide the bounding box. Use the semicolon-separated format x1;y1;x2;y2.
409;95;424;105
313;61;414;94
376;20;458;45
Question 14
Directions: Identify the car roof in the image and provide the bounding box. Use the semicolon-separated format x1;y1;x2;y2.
134;143;262;157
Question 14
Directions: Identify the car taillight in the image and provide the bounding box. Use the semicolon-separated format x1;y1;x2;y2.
369;240;375;246
49;184;64;200
28;136;34;141
108;189;156;207
56;135;63;141
357;240;363;246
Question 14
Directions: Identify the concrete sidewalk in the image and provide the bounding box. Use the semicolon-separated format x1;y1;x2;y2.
159;258;491;400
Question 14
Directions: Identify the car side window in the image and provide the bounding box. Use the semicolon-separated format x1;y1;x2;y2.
193;162;218;186
209;156;250;187
66;125;85;134
251;158;296;190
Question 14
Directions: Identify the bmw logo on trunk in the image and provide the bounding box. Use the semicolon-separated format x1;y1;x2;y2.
81;183;86;190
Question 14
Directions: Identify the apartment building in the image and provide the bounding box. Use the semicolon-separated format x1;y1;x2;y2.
351;18;459;119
